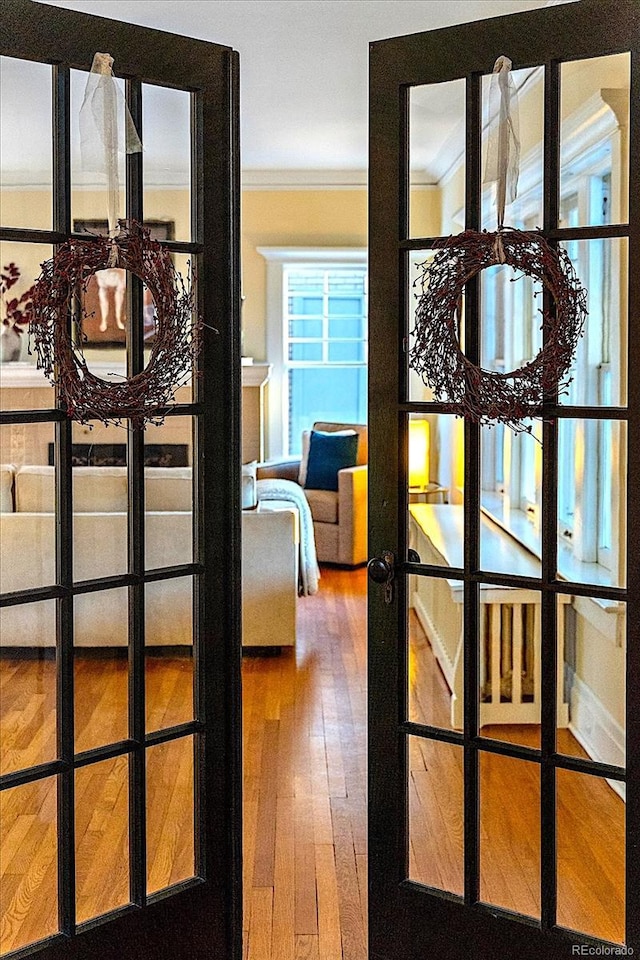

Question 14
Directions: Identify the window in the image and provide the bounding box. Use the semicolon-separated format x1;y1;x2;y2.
479;105;624;584
260;248;368;457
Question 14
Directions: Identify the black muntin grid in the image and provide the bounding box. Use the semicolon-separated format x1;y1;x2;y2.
368;2;639;956
0;6;241;957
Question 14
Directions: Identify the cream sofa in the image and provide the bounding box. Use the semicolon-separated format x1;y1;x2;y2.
0;464;298;649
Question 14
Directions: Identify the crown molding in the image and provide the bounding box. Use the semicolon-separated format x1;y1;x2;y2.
257;246;367;263
243;168;437;191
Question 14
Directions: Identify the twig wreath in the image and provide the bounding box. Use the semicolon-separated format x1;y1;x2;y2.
410;227;588;429
30;221;200;429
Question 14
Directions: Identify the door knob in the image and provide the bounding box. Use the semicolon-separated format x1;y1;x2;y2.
367;553;394;583
367;551;395;603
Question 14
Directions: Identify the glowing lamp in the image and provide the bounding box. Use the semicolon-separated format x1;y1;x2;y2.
408;419;430;490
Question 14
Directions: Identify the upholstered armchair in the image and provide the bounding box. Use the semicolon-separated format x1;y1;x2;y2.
257;421;368;567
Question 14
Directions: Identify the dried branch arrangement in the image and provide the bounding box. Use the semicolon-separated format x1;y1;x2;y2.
30;221;199;429
410;227;588;430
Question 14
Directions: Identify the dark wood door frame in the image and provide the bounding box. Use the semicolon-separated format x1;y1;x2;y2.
368;1;640;957
0;2;242;958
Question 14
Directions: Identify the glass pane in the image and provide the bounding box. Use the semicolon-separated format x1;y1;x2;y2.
146;735;196;894
408;248;440;403
479;584;541;751
78;267;130;351
328;272;365;295
557;768;624;942
289;343;322;361
288;271;323;295
145;414;193;470
559;597;625;769
146;577;194;733
145;418;193;568
558;238;628;408
480;428;542;580
406;411;460;514
0;605;56;776
74;588;129;753
328;317;363;339
479;752;540;918
557;418;625;589
0;242;53;377
481;420;542;567
73;465;128;581
560;54;630;226
289;318;323;338
408;735;463;895
287;367;367;456
75;756;130;924
71;68;126;230
0;423;56;590
152;251;195;405
328;298;362;317
289;296;323;316
409;79;465;239
143;83;191;243
482;66;544;231
328;342;364;362
0;776;58;953
479;261;544;391
0;57;52;231
408;576;463;732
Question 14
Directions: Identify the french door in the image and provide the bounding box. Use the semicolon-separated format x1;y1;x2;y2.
368;1;639;958
0;2;241;959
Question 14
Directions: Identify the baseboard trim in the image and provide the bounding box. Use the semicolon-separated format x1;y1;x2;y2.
567;668;625;800
412;590;456;690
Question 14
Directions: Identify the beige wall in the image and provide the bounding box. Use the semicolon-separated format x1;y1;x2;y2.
241;185;440;361
2;183;440;365
241;188;366;361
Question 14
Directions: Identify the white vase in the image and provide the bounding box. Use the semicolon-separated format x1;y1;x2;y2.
0;325;23;363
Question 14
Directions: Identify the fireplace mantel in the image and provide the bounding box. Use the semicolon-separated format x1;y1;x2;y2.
0;361;272;464
0;360;271;391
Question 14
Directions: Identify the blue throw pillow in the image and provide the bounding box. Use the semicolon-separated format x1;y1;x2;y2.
304;430;359;492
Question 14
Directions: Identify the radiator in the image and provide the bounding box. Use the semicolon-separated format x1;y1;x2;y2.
412;583;570;728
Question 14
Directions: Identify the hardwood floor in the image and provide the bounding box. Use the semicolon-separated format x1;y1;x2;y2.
243;573;624;954
0;651;195;954
242;566;367;960
408;611;625;944
0;565;626;956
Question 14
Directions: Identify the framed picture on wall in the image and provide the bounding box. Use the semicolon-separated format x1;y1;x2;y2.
72;219;175;347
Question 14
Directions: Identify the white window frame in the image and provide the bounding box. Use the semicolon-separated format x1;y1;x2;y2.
258;247;367;459
478;86;627;585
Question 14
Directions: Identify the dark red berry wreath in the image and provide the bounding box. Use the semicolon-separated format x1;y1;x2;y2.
30;221;199;429
410;228;588;429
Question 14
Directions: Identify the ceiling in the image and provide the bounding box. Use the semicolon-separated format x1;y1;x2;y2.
9;0;574;184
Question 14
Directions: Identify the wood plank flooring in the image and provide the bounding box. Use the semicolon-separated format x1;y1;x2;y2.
408;610;625;944
242;566;367;960
0;565;627;956
244;573;625;954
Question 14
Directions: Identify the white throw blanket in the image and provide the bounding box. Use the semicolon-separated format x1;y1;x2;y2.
256;478;320;596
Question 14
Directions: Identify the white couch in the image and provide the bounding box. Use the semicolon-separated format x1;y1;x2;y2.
0;464;298;649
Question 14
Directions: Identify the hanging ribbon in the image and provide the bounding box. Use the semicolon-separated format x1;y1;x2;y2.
79;53;142;263
483;55;520;243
